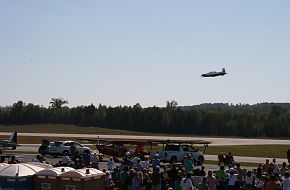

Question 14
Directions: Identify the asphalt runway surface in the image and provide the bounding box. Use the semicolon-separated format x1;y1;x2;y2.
1;132;289;165
2;132;290;146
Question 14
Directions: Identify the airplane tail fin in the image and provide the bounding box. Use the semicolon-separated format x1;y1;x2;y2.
222;68;226;73
8;131;17;144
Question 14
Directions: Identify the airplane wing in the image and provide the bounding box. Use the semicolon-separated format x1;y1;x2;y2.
78;137;210;145
78;138;157;146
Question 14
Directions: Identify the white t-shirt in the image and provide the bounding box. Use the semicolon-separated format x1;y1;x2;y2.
62;156;70;164
142;160;150;169
273;164;279;174
91;155;99;164
281;177;290;190
181;177;193;190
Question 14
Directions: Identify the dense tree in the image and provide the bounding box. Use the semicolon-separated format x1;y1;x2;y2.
49;98;68;109
1;100;290;138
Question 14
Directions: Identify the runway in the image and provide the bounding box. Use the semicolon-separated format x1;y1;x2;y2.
1;132;290;146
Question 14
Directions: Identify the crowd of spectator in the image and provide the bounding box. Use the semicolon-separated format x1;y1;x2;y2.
101;154;290;190
2;152;290;190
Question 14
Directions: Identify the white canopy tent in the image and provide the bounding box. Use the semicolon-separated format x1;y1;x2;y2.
0;163;9;167
26;162;53;169
35;167;75;176
59;168;105;178
0;163;46;177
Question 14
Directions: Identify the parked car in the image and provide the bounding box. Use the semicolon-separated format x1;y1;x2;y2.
38;139;56;156
38;140;91;157
149;143;205;165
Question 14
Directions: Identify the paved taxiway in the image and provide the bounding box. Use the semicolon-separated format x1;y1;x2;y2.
6;153;288;168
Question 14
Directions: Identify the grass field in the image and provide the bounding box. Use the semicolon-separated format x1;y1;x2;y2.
202;145;288;158
0;124;158;144
0;124;153;135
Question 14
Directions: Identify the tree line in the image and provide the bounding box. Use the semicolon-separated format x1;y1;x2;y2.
0;99;290;138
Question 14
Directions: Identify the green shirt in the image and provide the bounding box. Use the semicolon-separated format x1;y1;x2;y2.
184;159;193;172
215;169;226;182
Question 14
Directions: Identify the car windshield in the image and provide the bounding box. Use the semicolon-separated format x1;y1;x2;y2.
73;142;82;147
53;141;63;146
165;144;179;151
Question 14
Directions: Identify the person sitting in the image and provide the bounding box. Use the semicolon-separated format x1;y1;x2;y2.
8;155;18;164
62;153;70;166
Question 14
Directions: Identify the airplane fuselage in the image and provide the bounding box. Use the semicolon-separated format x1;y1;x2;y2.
201;68;227;77
201;72;227;77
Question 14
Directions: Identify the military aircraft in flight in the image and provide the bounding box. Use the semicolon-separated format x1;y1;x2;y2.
0;131;19;154
201;68;227;77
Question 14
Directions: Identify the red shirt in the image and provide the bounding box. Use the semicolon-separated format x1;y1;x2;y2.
265;181;280;190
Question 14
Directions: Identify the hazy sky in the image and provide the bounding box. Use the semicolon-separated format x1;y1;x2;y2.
1;1;289;107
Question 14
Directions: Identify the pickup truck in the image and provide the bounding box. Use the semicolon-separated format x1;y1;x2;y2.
149;143;205;165
38;140;91;157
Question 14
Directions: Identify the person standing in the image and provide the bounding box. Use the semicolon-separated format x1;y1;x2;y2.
281;172;290;190
142;157;150;169
287;148;290;164
198;177;209;190
244;171;254;190
265;175;280;190
151;166;162;190
272;158;279;175
62;153;70;166
181;172;193;190
136;158;143;172
91;153;99;169
280;162;288;176
184;156;193;173
70;144;76;157
120;166;129;190
227;171;238;190
207;171;216;190
152;154;161;169
235;163;245;187
132;172;142;190
107;157;115;171
82;151;91;167
215;166;226;190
